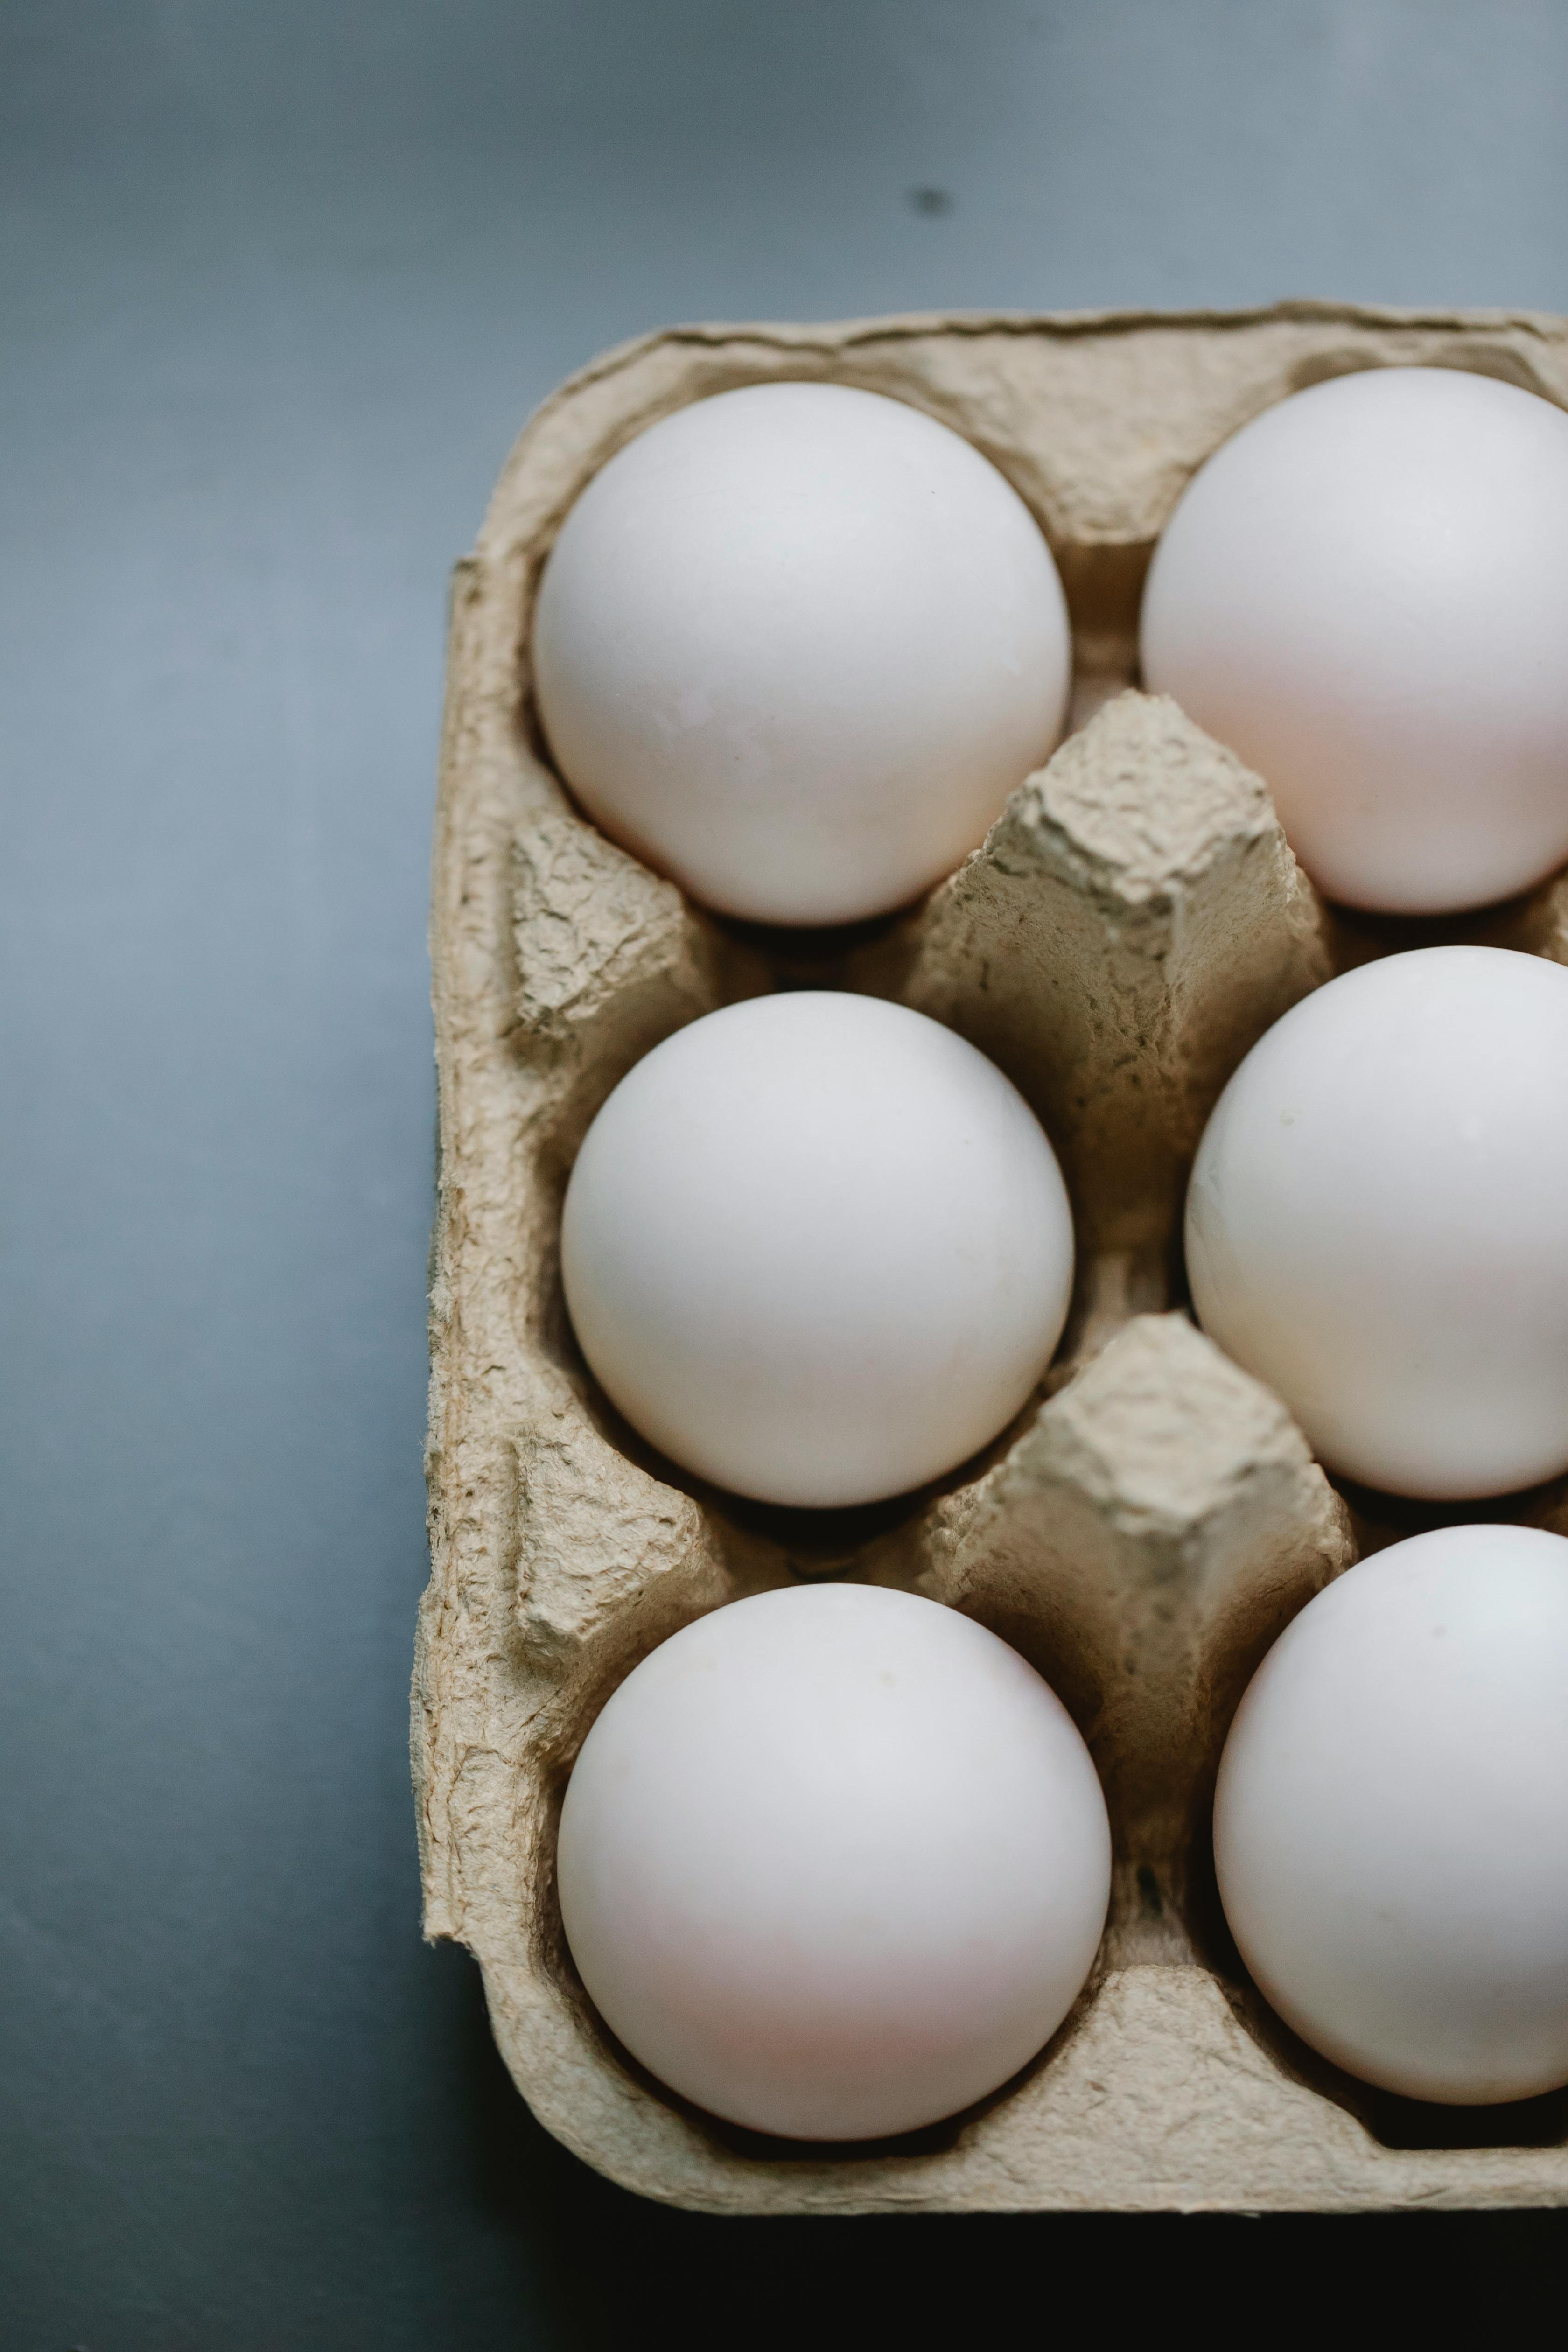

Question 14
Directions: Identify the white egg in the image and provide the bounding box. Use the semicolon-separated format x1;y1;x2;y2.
562;992;1074;1508
1141;365;1568;914
557;1582;1112;2141
1215;1524;1568;2106
1186;946;1568;1500
532;381;1071;927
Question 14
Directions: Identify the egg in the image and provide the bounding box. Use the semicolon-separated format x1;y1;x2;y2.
557;1582;1112;2140
1140;365;1568;914
561;992;1074;1508
531;381;1071;927
1215;1524;1568;2106
1186;945;1568;1500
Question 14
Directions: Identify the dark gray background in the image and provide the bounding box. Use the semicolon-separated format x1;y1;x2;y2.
4;5;1568;2345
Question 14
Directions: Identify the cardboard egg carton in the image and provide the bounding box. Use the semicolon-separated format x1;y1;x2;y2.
413;302;1568;2214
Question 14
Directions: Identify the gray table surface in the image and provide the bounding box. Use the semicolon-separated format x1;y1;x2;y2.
4;5;1568;2344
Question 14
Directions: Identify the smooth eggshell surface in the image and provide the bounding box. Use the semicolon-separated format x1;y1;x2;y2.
561;992;1075;1509
532;381;1071;926
1215;1524;1568;2106
557;1582;1112;2141
1186;945;1568;1500
1141;366;1568;914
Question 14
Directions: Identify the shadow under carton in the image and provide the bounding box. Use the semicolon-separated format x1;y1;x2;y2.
414;300;1568;2215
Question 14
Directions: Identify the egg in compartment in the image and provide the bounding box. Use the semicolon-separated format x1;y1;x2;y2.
1141;364;1568;915
1215;1525;1568;2107
532;380;1071;927
1185;945;1568;1502
561;990;1075;1512
557;1583;1112;2141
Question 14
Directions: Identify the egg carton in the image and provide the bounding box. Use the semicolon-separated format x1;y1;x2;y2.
413;301;1568;2215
